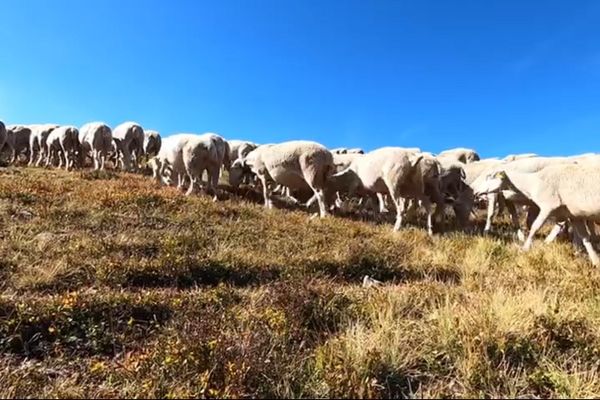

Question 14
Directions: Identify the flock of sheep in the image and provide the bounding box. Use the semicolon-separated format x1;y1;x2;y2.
1;120;600;266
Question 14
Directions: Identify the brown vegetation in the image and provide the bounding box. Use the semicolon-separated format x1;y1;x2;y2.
1;167;600;398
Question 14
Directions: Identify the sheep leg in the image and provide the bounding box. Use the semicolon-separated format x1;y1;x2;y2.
305;193;317;209
209;166;220;201
523;208;552;251
44;149;50;167
484;192;497;234
586;220;598;245
185;174;196;196
572;219;600;266
545;221;568;243
420;198;435;236
505;201;525;242
9;144;17;164
92;149;99;170
259;175;273;209
311;187;329;218
36;150;45;167
56;149;63;169
286;192;301;205
28;137;38;166
391;196;406;232
377;193;389;213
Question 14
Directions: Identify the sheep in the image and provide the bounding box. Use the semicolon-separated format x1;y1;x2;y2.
437;147;480;164
305;152;368;212
45;126;80;170
236;141;334;217
228;143;276;189
181;134;228;198
149;133;194;188
150;133;229;199
112;122;145;171
474;165;600;266
331;147;430;233
228;140;258;163
208;133;231;172
80;122;113;170
144;130;162;157
4;125;32;164
444;158;506;229
28;124;59;166
472;157;577;239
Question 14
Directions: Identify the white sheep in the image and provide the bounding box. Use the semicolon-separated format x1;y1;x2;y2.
228;140;258;163
475;165;600;266
331;147;429;233
228;143;275;189
180;134;225;198
112;122;145;171
149;134;193;188
28;124;59;166
46;126;80;170
238;141;334;217
80;122;113;170
472;157;576;239
150;133;229;199
144;130;162;157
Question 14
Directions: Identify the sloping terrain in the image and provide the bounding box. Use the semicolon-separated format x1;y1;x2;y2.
1;167;600;398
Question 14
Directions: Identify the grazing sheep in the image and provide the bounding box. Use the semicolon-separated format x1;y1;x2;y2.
149;134;193;188
5;125;33;164
112;122;145;171
437;147;480;164
80;122;113;170
28;124;59;166
305;152;368;212
475;165;600;266
181;134;227;198
208;133;231;172
150;133;229;199
144;130;162;157
228;143;276;189
229;140;258;163
331;147;429;233
46;126;80;170
238;141;334;217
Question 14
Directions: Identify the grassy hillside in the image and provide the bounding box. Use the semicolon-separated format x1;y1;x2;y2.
2;167;600;398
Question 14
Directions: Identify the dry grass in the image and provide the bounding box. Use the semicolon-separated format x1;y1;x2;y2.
1;166;600;398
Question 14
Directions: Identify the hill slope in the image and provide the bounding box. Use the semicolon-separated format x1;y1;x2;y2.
1;167;600;398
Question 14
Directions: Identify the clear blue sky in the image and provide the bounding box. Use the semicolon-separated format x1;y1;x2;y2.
1;1;599;158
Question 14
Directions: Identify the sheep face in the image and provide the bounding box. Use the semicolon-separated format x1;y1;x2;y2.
229;160;252;188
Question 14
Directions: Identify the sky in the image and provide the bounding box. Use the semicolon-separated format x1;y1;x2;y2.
1;0;599;158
